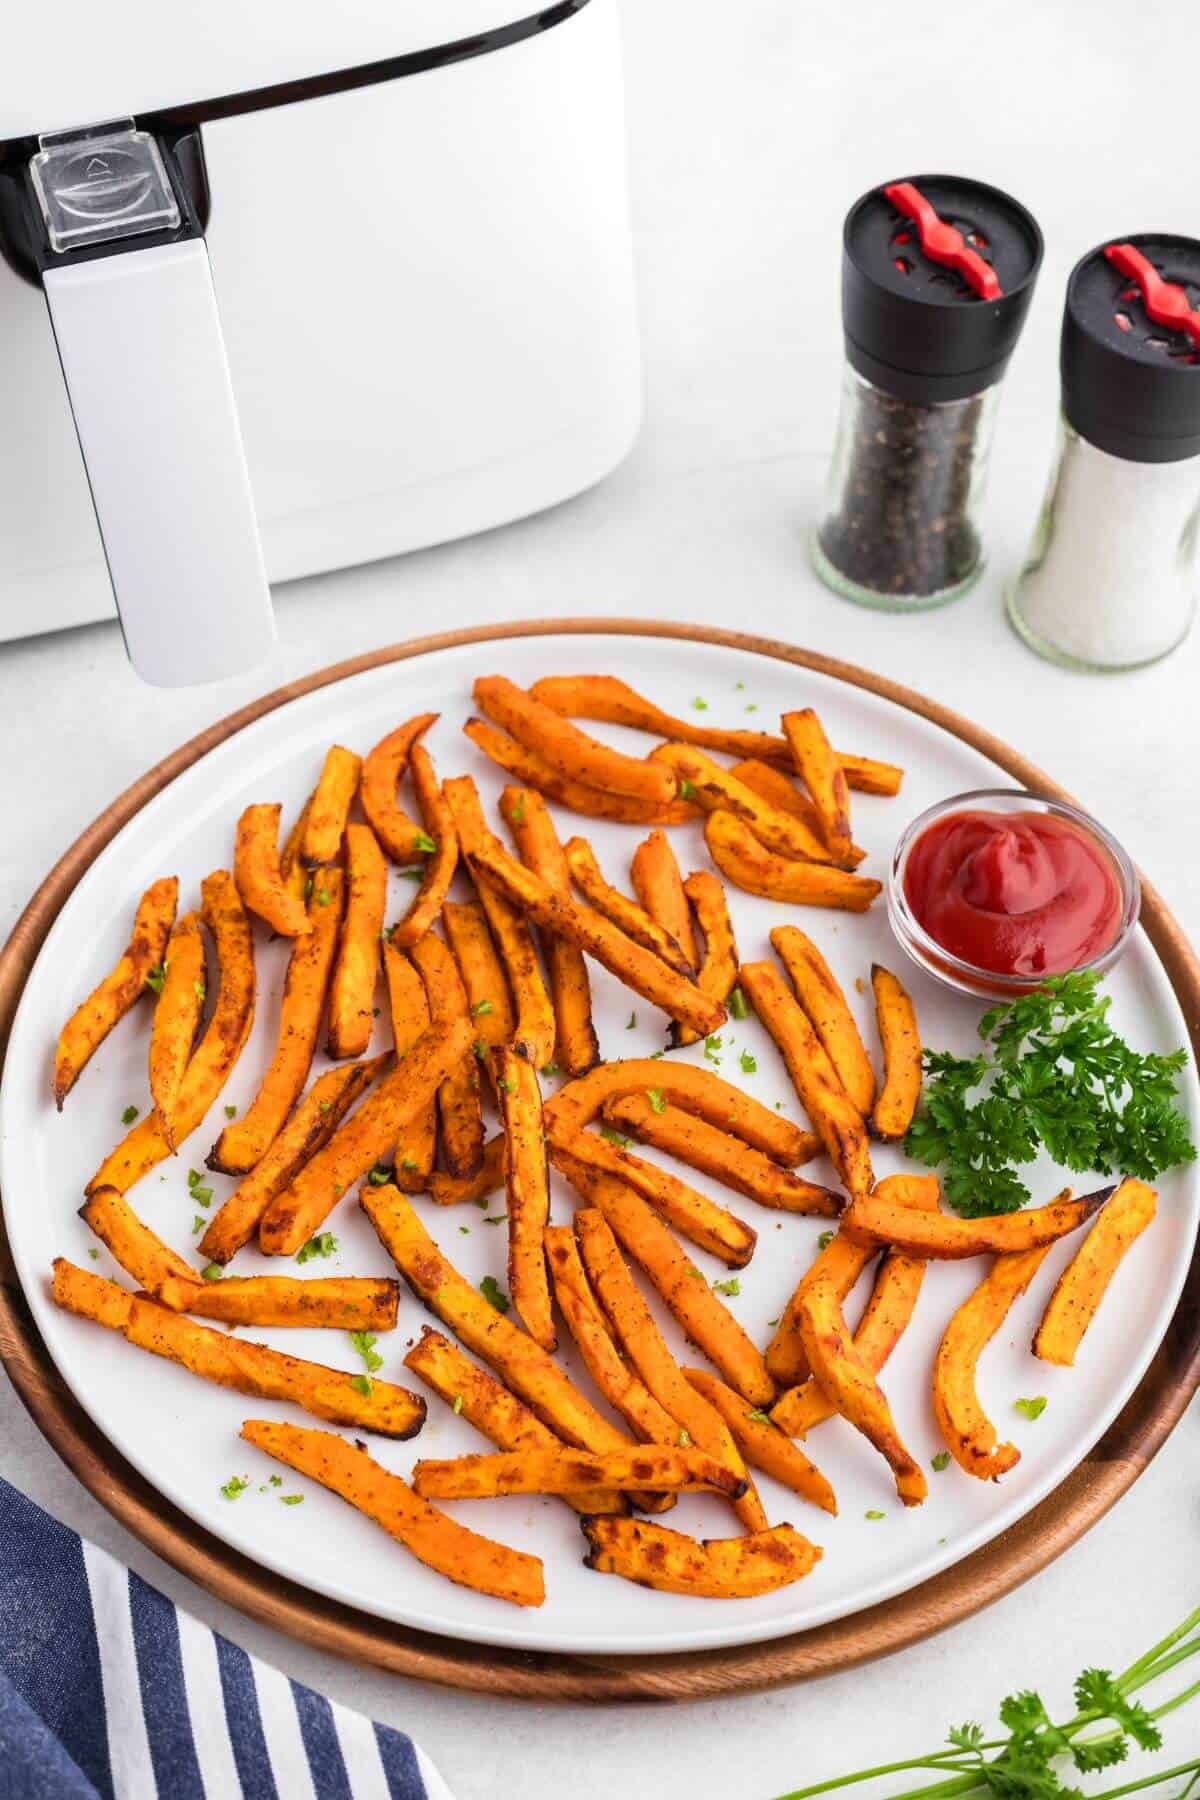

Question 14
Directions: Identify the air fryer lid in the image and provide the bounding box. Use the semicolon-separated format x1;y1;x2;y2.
1062;234;1200;463
842;174;1043;404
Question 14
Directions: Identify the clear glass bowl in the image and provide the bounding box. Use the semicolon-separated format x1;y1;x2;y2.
887;788;1141;999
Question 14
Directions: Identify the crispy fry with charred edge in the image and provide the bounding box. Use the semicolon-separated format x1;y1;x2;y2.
771;927;876;1116
558;1149;776;1409
797;1275;927;1506
870;964;922;1141
88;872;254;1194
549;1126;757;1268
148;911;206;1151
572;1206;767;1532
632;830;697;967
564;837;693;976
429;1135;505;1206
933;1245;1056;1479
842;1185;1107;1259
602;1095;840;1220
52;1261;424;1436
326;825;387;1059
474;674;678;808
258;1019;472;1255
677;870;740;1049
405;1328;623;1513
836;752;903;797
650;743;854;868
383;942;437;1191
443;900;516;1058
499;787;598;1076
731;761;868;866
301;745;361;867
464;825;725;1040
408;934;483;1181
241;1418;543;1608
492;1047;554;1351
782;709;853;860
55;876;178;1109
413;1444;745;1502
361;1184;637;1460
280;796;313;911
770;1172;939;1433
199;1060;383;1264
740;959;874;1199
463;717;698;826
706;812;882;912
684;1367;837;1515
580;1515;820;1598
766;1223;877;1388
208;872;344;1175
359;714;438;862
1033;1177;1158;1367
234;803;312;937
547;1055;814;1166
386;744;459;949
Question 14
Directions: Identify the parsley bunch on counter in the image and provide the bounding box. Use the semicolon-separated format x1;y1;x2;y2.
905;972;1195;1216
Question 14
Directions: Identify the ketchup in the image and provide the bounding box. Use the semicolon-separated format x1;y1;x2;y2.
903;809;1123;977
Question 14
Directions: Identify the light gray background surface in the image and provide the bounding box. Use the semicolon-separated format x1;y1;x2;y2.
2;2;1197;1794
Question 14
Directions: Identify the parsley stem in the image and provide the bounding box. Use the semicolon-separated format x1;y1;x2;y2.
1088;1759;1200;1800
1119;1607;1200;1691
771;1754;978;1800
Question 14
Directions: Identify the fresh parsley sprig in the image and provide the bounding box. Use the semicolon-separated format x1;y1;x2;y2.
905;973;1195;1216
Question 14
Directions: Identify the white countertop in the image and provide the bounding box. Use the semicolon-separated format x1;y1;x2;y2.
2;2;1198;1795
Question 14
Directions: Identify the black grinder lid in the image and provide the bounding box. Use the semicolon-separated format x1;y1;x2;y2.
1062;235;1200;462
842;174;1043;403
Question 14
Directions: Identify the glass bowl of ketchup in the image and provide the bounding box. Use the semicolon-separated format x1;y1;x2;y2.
888;789;1140;999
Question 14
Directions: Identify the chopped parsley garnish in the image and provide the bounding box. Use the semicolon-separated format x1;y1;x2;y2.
350;1374;373;1397
296;1231;337;1265
192;1215;206;1234
399;869;424;882
224;1104;238;1119
316;889;331;906
190;1183;213;1206
691;697;709;712
600;1125;631;1148
87;1248;100;1261
497;1075;516;1095
1014;1395;1048;1421
713;1277;741;1297
414;831;438;854
703;1034;723;1065
542;1062;561;1078
931;1450;951;1472
739;1050;757;1075
121;1104;139;1125
509;796;526;825
304;876;314;901
677;1428;691;1447
646;1088;667;1115
452;1394;464;1414
193;980;207;1003
864;1509;885;1521
220;1475;249;1500
268;1474;282;1487
817;1230;835;1250
471;999;494;1018
144;964;167;995
679;779;696;801
473;1039;487;1062
746;1409;771;1425
318;1100;332;1114
201;1263;223;1282
735;681;745;691
479;1275;510;1314
459;1225;470;1235
729;986;750;1021
280;1494;304;1505
627;1011;637;1030
349;1330;383;1375
367;1163;391;1186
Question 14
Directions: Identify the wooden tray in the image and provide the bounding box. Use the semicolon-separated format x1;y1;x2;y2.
2;618;1197;1702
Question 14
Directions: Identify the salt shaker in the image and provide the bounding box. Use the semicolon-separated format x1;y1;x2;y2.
1008;235;1200;670
812;175;1042;610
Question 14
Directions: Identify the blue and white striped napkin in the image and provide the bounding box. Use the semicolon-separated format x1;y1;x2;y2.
0;1476;453;1800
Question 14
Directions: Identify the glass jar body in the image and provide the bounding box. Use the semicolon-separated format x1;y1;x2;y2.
1008;418;1200;671
811;366;999;611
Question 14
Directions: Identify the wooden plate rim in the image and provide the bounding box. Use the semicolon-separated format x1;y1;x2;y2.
1;617;1197;1704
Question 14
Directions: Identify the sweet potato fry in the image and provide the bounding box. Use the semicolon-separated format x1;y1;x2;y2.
573;1206;766;1531
766;1222;877;1389
382;941;437;1190
770;1172;939;1432
301;745;361;866
199;1059;383;1263
835;752;904;797
544;1227;680;1445
443;900;516;1056
208;871;344;1175
499;787;598;1076
781;709;853;860
241;1418;543;1608
549;1125;757;1268
408;933;483;1181
258;1018;472;1255
1033;1177;1158;1367
428;1135;505;1207
731;760;868;866
234;803;311;937
359;714;438;863
464;717;697;826
706;812;882;912
80;1185;197;1290
934;1245;1056;1479
602;1096;839;1219
564;837;693;976
631;830;697;966
386;744;459;949
414;1444;744;1502
474;674;677;808
684;1367;837;1515
361;1185;634;1457
404;1327;623;1514
842;1185;1107;1259
326;825;387;1059
797;1275;927;1506
650;743;854;868
52;1261;424;1436
677;870;741;1048
54;875;178;1108
771;926;875;1116
870;964;922;1140
88;872;254;1194
492;1046;554;1350
740;959;874;1199
546;1055;814;1166
148;911;206;1150
559;1151;775;1409
580;1516;820;1598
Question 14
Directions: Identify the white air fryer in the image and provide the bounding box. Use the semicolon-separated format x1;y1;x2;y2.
0;0;641;685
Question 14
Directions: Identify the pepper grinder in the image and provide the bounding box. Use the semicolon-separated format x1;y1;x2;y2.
812;175;1043;611
1008;236;1200;671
